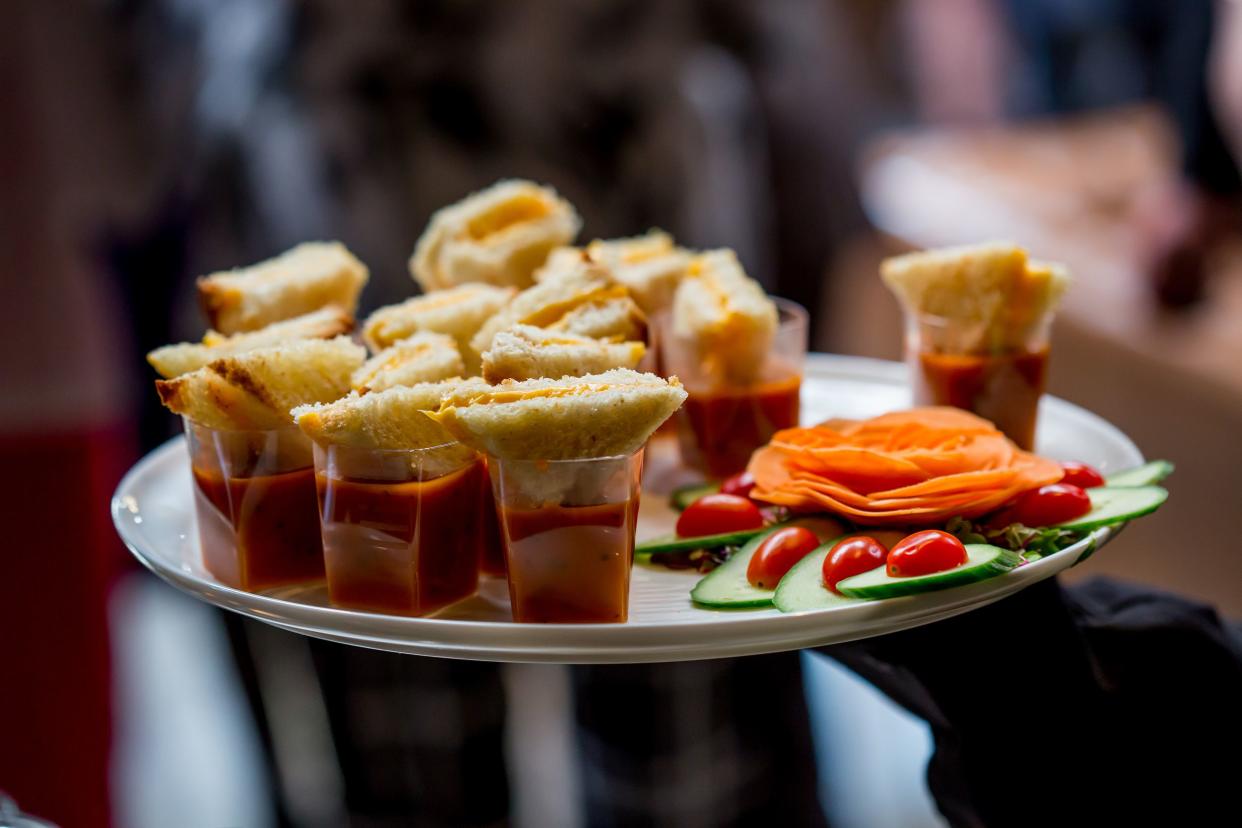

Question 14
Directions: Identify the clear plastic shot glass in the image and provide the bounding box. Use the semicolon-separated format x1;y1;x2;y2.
183;417;325;592
313;440;498;616
663;297;808;477
489;449;644;623
905;309;1053;450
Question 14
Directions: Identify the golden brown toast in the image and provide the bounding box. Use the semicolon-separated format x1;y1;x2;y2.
361;283;514;354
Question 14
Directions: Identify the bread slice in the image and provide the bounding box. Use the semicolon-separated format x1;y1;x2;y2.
482;324;645;382
351;332;465;394
155;336;365;430
468;256;623;355
361;283;514;353
671;249;777;385
584;231;690;314
430;369;686;461
147;307;354;378
410;179;581;291
198;242;369;334
880;242;1070;352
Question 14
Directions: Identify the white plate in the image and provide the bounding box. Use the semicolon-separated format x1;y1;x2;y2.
112;354;1143;663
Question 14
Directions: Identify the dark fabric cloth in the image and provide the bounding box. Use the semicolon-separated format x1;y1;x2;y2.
820;577;1242;827
572;652;828;828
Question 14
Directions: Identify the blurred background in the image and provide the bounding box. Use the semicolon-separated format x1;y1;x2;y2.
3;0;1240;826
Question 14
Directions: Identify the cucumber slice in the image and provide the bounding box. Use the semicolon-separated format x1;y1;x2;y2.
670;482;720;511
1105;460;1174;488
836;544;1021;600
635;526;770;557
690;530;786;608
690;517;850;609
1053;485;1167;532
772;540;859;613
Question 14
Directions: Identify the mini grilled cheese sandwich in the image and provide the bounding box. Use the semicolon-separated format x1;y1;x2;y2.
482;324;646;382
410;179;581;290
155;336;365;430
671;249;777;385
880;242;1071;353
197;242;368;334
585;231;690;314
430;369;686;462
147;307;354;379
361;282;515;354
351;332;465;394
469;257;636;355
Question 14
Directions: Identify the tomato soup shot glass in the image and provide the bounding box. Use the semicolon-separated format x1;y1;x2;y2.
664;297;808;477
907;309;1052;451
313;440;492;616
489;450;644;623
183;416;325;592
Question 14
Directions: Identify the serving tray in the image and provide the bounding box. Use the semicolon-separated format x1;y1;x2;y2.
112;354;1142;663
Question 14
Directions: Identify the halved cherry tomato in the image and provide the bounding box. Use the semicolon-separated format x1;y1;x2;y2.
720;471;756;499
1059;461;1105;489
1000;483;1092;528
676;493;764;538
887;530;967;578
822;536;888;594
747;526;820;589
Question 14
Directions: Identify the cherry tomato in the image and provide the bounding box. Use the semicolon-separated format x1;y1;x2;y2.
676;493;764;538
720;470;756;499
1059;461;1105;489
1002;483;1092;527
747;526;821;589
887;530;968;578
822;536;889;594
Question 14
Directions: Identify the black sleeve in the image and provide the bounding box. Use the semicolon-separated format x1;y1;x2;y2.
817;577;1242;826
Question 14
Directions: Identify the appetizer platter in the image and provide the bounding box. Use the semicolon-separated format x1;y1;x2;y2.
113;179;1170;662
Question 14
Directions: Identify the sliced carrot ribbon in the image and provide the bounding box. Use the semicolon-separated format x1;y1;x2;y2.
748;407;1062;526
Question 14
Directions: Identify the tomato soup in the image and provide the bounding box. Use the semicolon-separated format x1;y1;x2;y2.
678;375;801;477
499;500;638;623
192;465;325;591
317;459;486;616
915;348;1048;450
477;458;506;576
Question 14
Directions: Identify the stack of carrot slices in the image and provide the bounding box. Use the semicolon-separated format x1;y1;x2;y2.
748;407;1062;526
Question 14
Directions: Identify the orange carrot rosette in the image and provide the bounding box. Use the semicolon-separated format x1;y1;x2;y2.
748;407;1062;526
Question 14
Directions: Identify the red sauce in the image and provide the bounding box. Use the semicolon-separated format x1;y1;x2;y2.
317;459;486;616
915;348;1048;450
477;458;507;576
500;500;638;623
678;375;801;477
192;465;325;592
